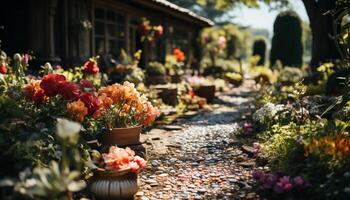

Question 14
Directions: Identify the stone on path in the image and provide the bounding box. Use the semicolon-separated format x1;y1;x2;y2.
135;80;261;200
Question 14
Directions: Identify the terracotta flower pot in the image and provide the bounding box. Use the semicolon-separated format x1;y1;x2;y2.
157;88;178;106
146;75;171;85
100;126;141;146
171;74;182;83
90;168;139;200
194;85;216;103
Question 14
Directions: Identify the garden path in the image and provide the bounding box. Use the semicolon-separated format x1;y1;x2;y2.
136;80;262;200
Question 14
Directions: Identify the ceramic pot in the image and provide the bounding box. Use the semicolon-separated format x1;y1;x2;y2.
100;126;141;146
90;168;139;200
194;85;216;103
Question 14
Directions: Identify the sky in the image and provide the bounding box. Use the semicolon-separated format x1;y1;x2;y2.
230;1;309;37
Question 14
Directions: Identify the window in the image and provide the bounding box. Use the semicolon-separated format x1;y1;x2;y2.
94;7;126;58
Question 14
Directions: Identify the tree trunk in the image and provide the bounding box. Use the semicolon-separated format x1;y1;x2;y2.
302;0;340;72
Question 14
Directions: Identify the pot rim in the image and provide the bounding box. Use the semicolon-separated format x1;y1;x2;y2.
108;125;142;131
94;167;132;177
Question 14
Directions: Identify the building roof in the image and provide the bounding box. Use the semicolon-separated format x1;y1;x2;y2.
133;0;215;27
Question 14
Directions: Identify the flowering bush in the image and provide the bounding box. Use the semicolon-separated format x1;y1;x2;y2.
305;133;350;168
253;103;285;127
94;146;147;174
253;170;309;195
97;81;160;128
138;18;163;42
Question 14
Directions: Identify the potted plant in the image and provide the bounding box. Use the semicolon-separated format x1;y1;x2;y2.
186;76;216;103
97;81;160;146
225;72;243;87
145;62;170;85
89;146;147;199
166;48;186;83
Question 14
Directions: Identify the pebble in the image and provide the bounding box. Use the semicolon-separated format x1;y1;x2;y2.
135;81;261;200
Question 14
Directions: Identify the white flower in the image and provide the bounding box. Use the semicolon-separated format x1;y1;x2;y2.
253;103;285;124
56;118;81;144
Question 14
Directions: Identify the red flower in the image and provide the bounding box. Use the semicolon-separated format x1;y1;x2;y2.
79;92;101;114
32;89;46;105
155;25;163;38
0;63;7;74
40;74;66;97
80;79;94;88
83;60;99;75
59;82;81;101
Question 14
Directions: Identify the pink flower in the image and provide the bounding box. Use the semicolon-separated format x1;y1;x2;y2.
130;161;140;173
253;142;261;156
293;176;304;187
134;156;147;169
142;102;160;126
155;25;163;38
243;122;253;135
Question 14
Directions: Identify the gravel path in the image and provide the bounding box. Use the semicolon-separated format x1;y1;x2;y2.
136;80;261;200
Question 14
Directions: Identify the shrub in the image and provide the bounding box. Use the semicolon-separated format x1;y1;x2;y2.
270;10;303;68
145;61;166;76
253;38;267;66
278;67;304;85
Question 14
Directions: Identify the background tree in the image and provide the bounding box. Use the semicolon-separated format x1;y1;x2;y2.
167;0;234;24
188;0;345;72
270;11;303;67
252;37;267;66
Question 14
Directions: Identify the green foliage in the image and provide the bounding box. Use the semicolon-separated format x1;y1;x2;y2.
270;10;303;68
252;37;267;66
14;119;86;200
145;62;166;76
278;67;304;85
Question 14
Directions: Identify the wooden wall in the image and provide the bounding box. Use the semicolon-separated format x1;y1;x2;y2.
0;0;204;69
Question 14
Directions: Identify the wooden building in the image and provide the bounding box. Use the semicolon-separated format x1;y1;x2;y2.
0;0;213;69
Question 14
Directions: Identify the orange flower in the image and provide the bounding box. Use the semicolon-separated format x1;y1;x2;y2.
98;84;123;104
23;79;48;105
67;100;88;122
305;133;350;158
173;48;185;62
23;80;41;99
98;93;113;110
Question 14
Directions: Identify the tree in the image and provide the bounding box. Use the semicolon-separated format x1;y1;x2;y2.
196;0;343;72
270;11;303;67
301;0;339;71
167;0;232;24
252;37;267;66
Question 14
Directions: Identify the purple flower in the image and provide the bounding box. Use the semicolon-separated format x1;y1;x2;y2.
243;122;254;135
293;176;304;187
264;174;278;188
279;176;290;184
283;183;293;191
273;183;284;193
252;170;265;180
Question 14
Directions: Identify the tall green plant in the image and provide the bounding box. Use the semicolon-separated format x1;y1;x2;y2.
252;37;267;66
270;10;303;68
